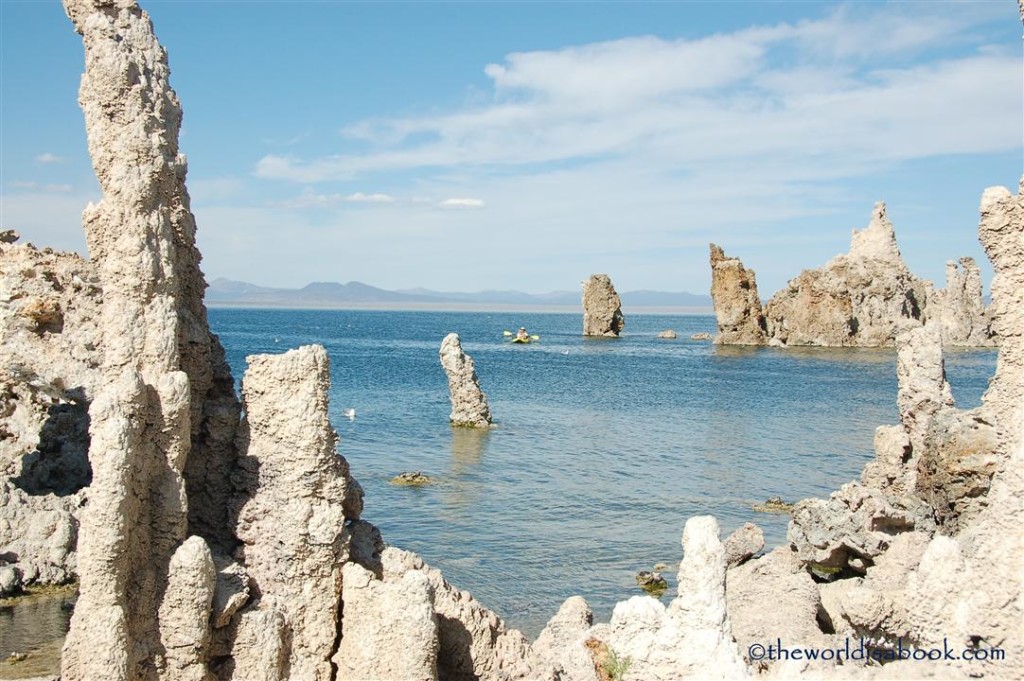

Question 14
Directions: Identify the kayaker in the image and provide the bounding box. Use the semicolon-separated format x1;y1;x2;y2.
516;327;529;341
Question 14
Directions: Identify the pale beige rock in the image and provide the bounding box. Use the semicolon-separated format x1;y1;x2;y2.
158;536;216;681
334;561;439;681
228;609;289;681
0;241;98;586
763;203;927;347
929;258;996;347
532;596;599;681
722;522;764;567
709;244;767;345
231;345;361;680
382;547;547;681
439;333;492;427
592;517;749;680
979;180;1024;454
211;555;250;629
0;481;78;585
582;274;625;337
726;547;825;671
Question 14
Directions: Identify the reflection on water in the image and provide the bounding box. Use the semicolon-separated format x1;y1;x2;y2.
450;427;491;473
0;588;76;679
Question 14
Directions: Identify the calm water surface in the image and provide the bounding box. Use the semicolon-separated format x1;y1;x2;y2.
209;309;995;638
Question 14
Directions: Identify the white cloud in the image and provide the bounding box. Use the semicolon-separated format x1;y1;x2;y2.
439;197;485;209
34;152;65;164
277;188;397;208
11;181;74;193
253;4;1020;188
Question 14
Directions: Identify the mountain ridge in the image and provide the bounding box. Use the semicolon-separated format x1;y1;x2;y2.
206;277;713;310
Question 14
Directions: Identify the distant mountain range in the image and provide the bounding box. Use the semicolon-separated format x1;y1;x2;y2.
205;278;713;311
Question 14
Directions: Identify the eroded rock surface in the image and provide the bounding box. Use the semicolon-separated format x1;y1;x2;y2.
764;203;927;347
582;274;624;337
710;244;767;345
439;332;492;427
929;257;996;346
231;345;362;679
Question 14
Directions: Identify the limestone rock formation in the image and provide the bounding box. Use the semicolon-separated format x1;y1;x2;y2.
709;244;767;345
722;522;764;568
231;345;363;679
582;517;749;680
382;547;548;681
439;332;492;427
582;274;625;337
58;0;239;677
15;0;1020;678
929;257;996;346
0;237;99;587
532;597;599;681
334;562;439;681
763;203;927;347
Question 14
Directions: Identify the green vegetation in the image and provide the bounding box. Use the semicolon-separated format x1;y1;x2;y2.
604;647;633;681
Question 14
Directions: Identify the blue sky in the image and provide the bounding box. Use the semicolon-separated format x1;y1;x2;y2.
1;1;1021;295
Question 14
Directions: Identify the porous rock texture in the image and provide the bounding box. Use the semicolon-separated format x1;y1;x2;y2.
582;274;625;337
929;257;996;347
230;344;363;679
8;0;1020;679
1;237;99;586
575;517;750;680
709;244;767;345
439;332;492;427
763;203;928;347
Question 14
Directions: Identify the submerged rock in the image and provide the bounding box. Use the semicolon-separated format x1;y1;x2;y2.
634;571;668;597
390;471;433;486
582;274;625;337
656;329;677;339
690;332;712;341
752;496;793;513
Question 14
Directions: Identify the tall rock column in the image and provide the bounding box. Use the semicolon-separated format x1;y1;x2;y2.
930;257;995;347
709;244;767;345
231;345;363;679
439;333;492;427
60;0;214;677
582;273;624;337
979;180;1024;454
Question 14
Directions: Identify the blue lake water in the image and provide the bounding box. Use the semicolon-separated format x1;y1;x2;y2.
209;309;997;638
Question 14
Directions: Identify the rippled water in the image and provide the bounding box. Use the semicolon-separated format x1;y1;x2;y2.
0;589;75;678
210;309;996;637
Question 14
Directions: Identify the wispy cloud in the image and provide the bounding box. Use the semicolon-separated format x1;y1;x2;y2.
34;153;65;164
12;180;73;193
439;197;485;209
277;188;397;208
253;5;1018;189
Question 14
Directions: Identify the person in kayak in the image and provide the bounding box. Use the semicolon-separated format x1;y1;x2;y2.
516;327;530;341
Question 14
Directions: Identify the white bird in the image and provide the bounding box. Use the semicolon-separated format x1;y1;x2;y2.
343;408;356;420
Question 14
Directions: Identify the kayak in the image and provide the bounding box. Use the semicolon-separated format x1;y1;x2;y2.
511;337;532;344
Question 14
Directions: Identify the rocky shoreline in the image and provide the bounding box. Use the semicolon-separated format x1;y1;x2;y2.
710;203;998;349
0;1;1021;680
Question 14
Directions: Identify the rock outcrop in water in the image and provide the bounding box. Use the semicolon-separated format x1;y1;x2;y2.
929;257;996;347
763;203;928;347
710;203;998;348
3;1;1021;679
439;332;493;427
582;274;624;337
709;244;767;345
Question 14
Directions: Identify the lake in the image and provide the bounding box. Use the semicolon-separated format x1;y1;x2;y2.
209;309;996;638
